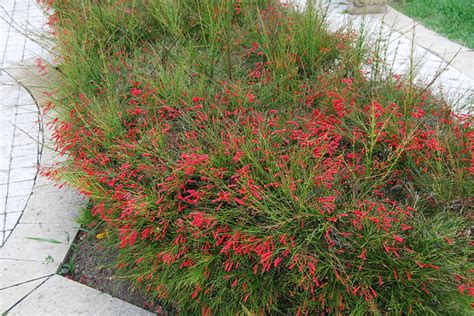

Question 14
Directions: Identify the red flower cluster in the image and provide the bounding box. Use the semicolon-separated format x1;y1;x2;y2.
44;0;473;314
47;69;473;313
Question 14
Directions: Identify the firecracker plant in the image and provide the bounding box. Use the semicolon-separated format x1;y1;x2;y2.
41;0;472;314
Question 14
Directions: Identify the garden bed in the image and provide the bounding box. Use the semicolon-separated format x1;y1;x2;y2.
60;228;167;315
42;0;472;314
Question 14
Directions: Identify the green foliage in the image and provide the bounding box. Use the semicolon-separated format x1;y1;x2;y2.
43;0;473;314
75;204;98;228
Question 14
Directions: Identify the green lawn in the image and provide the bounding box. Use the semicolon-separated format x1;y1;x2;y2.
391;0;474;49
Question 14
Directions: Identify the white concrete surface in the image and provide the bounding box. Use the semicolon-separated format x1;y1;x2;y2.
0;0;47;246
8;275;154;316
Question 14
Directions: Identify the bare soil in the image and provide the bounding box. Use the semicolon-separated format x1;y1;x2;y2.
61;231;167;315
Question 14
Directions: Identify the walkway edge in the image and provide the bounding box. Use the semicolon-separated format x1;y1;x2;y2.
0;61;153;316
7;275;154;316
383;5;474;80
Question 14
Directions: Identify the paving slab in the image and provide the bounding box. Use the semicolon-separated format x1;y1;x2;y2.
0;259;55;290
1;0;49;246
19;189;84;224
8;275;155;316
0;276;46;312
0;222;75;262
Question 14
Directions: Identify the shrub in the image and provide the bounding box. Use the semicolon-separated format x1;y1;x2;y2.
43;0;472;314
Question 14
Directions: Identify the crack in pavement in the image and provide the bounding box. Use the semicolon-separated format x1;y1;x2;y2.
0;274;53;291
1;275;51;315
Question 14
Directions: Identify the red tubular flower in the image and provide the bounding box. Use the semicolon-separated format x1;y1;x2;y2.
130;88;142;96
393;235;404;243
332;98;345;118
